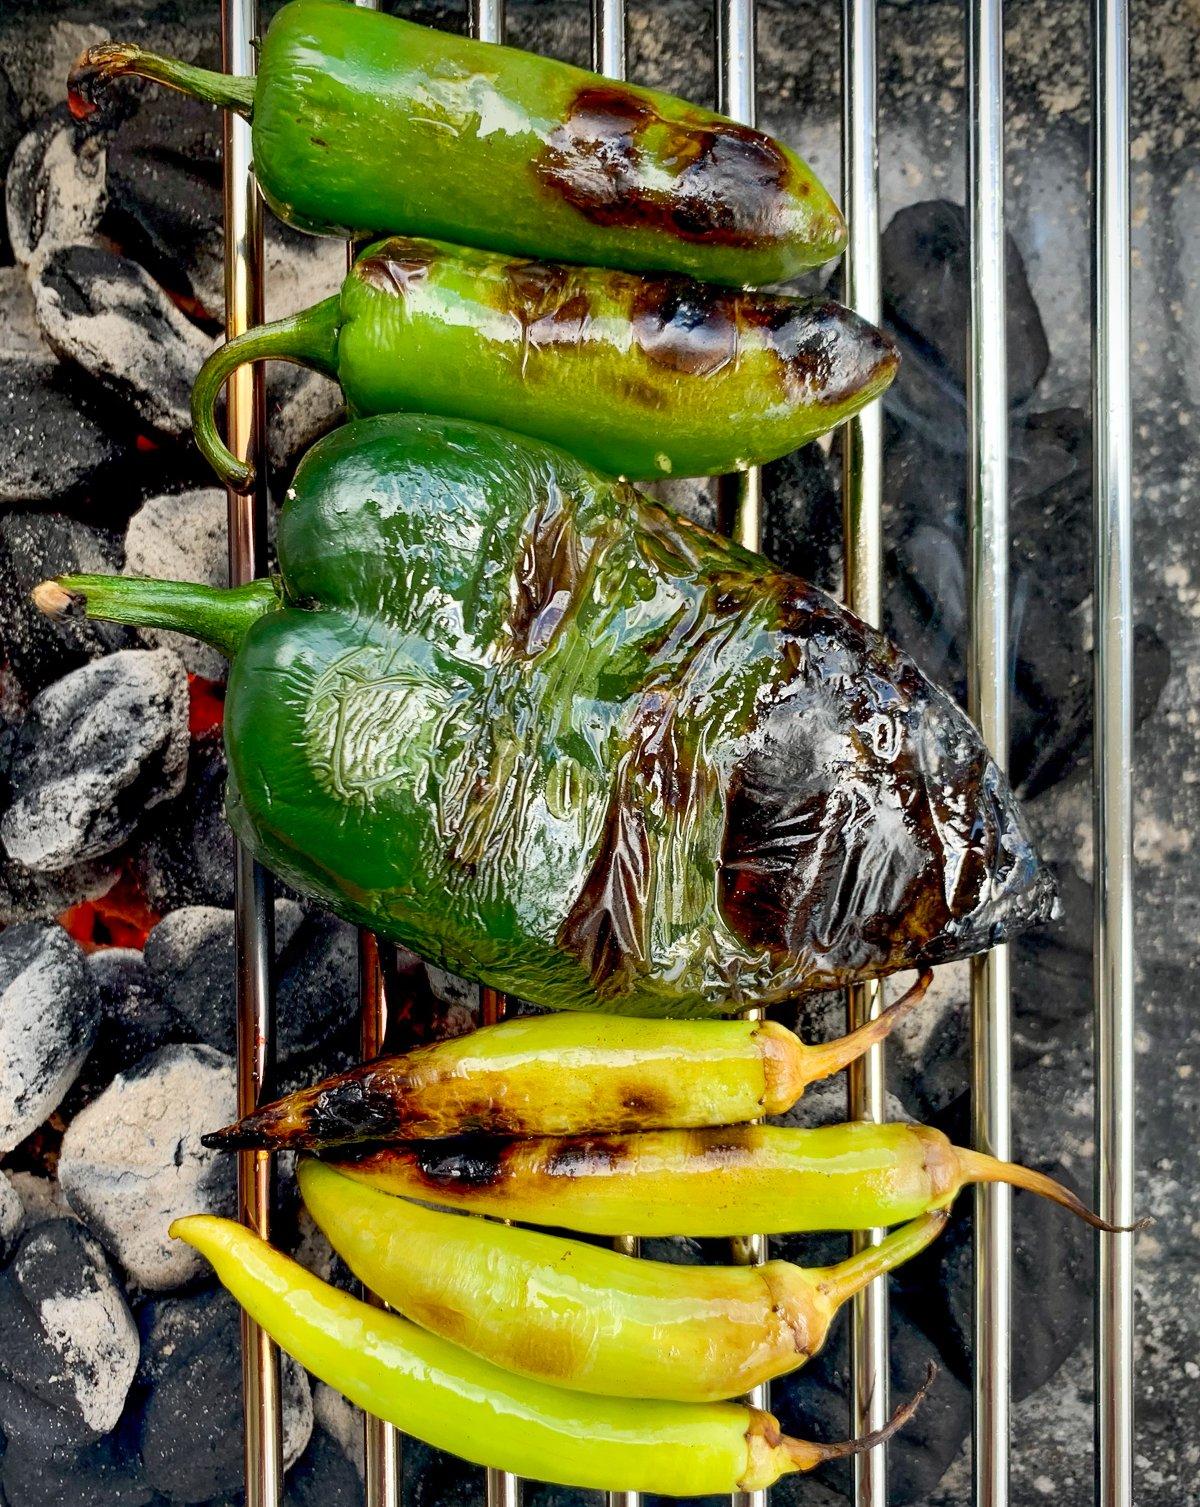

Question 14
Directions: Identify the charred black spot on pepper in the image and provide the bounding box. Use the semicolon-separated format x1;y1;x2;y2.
408;1135;512;1189
630;279;738;378
311;1074;405;1145
537;83;793;248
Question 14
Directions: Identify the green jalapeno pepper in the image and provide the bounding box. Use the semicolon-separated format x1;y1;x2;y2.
328;1121;1135;1237
191;236;898;492
297;1158;947;1402
37;414;1054;1018
69;0;845;286
206;974;932;1152
172;1213;930;1494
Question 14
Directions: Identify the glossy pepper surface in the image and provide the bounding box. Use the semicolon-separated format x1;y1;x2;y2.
171;1214;927;1494
39;414;1054;1018
328;1120;1133;1236
192;235;898;491
206;974;932;1151
69;0;845;286
298;1158;947;1401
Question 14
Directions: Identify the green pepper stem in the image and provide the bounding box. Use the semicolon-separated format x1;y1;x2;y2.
33;574;282;659
812;1208;949;1309
796;968;934;1088
191;298;343;493
68;42;256;120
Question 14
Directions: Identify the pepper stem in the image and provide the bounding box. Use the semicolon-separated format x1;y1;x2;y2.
796;969;934;1088
192;298;343;492
782;1364;937;1473
812;1208;949;1309
34;574;282;659
956;1148;1152;1233
68;42;256;120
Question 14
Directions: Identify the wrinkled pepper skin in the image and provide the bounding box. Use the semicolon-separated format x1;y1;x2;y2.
171;1214;921;1493
298;1159;947;1402
70;0;845;286
206;974;932;1152
45;414;1054;1018
328;1121;1123;1236
192;236;898;491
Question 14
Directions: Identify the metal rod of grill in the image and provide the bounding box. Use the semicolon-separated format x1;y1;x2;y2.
965;0;1012;1503
712;9;767;1507
221;2;283;1505
1091;0;1135;1500
840;0;889;1501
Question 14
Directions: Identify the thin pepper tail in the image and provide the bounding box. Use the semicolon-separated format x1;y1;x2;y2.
779;1363;937;1474
814;1207;950;1309
796;969;934;1089
956;1148;1152;1234
67;42;256;121
191;299;343;492
33;573;282;658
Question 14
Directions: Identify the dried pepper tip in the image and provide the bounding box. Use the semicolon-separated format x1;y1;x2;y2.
67;42;256;121
957;1149;1152;1234
786;968;935;1099
747;1364;937;1484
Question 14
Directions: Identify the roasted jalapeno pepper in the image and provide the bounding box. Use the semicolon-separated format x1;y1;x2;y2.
37;414;1055;1018
329;1121;1138;1237
173;1213;930;1494
206;974;933;1151
192;236;898;491
69;0;845;286
297;1158;948;1402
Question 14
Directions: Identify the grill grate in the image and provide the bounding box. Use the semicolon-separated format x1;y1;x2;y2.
214;1;1138;1504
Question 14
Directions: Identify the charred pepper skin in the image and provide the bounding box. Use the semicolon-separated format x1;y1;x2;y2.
171;1214;929;1494
191;235;898;492
297;1158;948;1402
39;414;1055;1018
68;0;845;286
205;973;933;1152
328;1121;1138;1236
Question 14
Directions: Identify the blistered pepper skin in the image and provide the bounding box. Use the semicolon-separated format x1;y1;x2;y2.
206;976;932;1152
171;1215;915;1494
328;1120;1126;1237
70;0;845;286
44;414;1054;1018
299;1158;947;1401
191;236;898;490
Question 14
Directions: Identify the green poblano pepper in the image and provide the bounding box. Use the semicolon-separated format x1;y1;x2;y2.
68;0;844;287
192;236;898;492
41;416;1055;1018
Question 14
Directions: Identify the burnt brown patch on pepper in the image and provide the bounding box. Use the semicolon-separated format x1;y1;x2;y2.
406;1135;514;1190
536;83;795;248
541;1135;630;1179
355;238;439;298
737;294;900;404
717;575;1054;986
505;485;587;657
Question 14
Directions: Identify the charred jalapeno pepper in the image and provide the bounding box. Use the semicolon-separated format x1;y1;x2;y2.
328;1121;1141;1237
69;0;845;286
206;974;932;1151
297;1158;947;1402
37;414;1055;1018
192;236;898;491
173;1214;930;1495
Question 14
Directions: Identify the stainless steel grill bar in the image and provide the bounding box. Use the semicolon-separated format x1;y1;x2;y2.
840;0;889;1501
715;8;766;1507
589;3;637;1502
222;2;282;1505
965;0;1012;1503
1091;0;1135;1498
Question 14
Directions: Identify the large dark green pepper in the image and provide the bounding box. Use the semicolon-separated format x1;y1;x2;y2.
193;236;898;491
39;415;1055;1018
68;0;844;286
